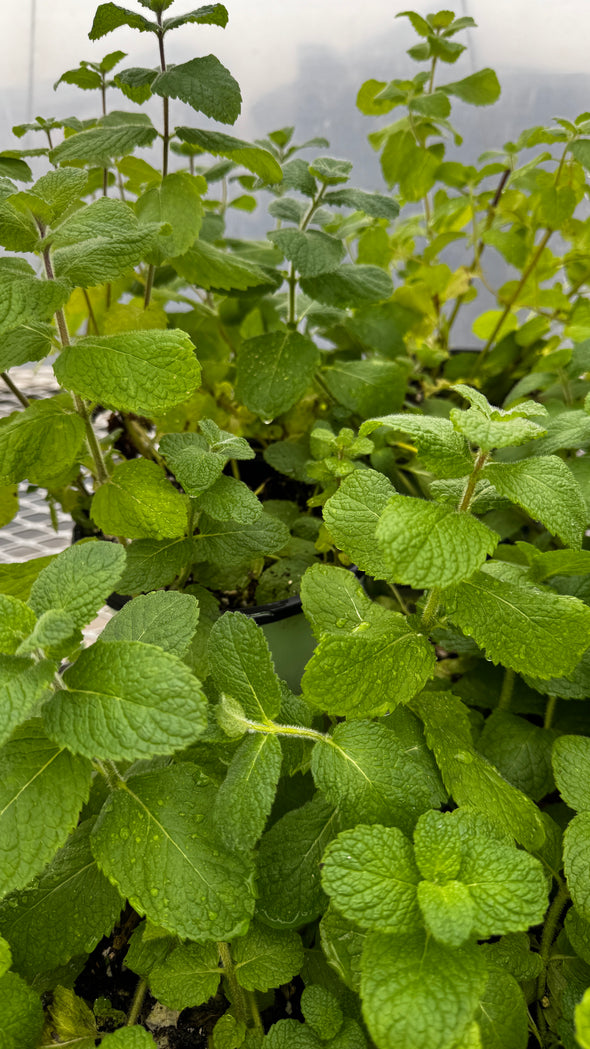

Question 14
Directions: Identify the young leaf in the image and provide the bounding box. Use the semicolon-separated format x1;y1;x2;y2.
171;239;270;292
163;4;229;32
323;470;395;580
149;941;221;1010
91;764;256;941
300;265;393;307
175;127;281;183
153;56;241;124
197;475;263;524
0;259;69;336
360;930;487;1049
321;824;422;933
235;330;320;420
195;512;289;566
268;229;344;277
50;113;158;166
90;2;157;38
412;692;546;851
208;612;282;720
376;495;498;589
441;69;501;106
114;66;158;104
0;819;123;982
324;187;400;220
450;407;547;451
136;171;204;264
100;590;199;657
233;921;304;991
30;541;125;631
444;570;590;678
91;460;189;540
359;414;473;478
53;329;201;416
212;734;282;851
51;196;164;285
114;537;191;595
43;640;207;761
0;396;86;487
482;457;586;549
256;794;338;928
0;720;92;896
311;719;445;834
0;971;44;1049
0;656;54;747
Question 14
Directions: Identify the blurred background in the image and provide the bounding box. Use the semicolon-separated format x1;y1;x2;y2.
1;0;590;192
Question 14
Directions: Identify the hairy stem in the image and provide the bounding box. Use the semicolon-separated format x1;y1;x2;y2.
1;372;30;408
127;977;149;1027
421;587;441;630
217;942;250;1026
458;450;488;513
497;668;515;711
537;881;570;1006
544;694;558;730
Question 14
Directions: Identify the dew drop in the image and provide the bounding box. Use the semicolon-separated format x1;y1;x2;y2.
119;828;129;840
150;888;159;897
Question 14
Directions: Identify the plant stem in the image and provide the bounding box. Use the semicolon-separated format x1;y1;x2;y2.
127;977;149;1026
421;587;441;629
1;372;30;408
156;15;169;176
497;668;515;711
217;942;250;1026
248;990;264;1033
287;264;297;328
144;263;155;310
477;229;553;367
458;450;488;513
544;694;558;730
537;881;570;1005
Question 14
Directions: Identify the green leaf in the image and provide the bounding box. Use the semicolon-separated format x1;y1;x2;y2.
268;229;344;277
54;329;201;416
0;556;56;602
114;66;158;104
321;824;421;933
116;537;191;594
172;238;271;292
360;930;487;1049
301;986;343;1040
477;710;556;802
309;157;352;185
360;414;473;479
0;597;37;655
576;988;590;1049
0;720;91;897
411;692;546;851
136;172;204;265
44;985;98;1048
198;475;263;524
553;735;590;811
160;432;225;496
235;330;320;420
482;457;586;549
101;1029;156;1049
323;471;395;580
51;197;162;286
30;541;126;629
474;970;528;1049
441;69;501;106
396;11;431;35
91;460;188;540
213;734;282;851
149;941;220;1010
163;4;229;31
0;183;38;252
450;408;547;451
311;719;445;834
0;396;85;487
256;794;338;928
564;813;590;922
0;656;54;747
324;188;399;220
90;3;157;38
319;907;364;993
529;548;590;582
195;511;289;566
175;127;281;183
153;56;241;124
444;571;590;678
0;259;69;336
322;358;411;417
0;322;52;373
50;112;158;166
377;495;497;589
91;764;255;940
233;921;304;991
43;640;207;761
100;591;199;657
208;613;282;720
54;66;103;92
300;265;393;307
0;819;122;982
17;168;88;223
0;971;44;1049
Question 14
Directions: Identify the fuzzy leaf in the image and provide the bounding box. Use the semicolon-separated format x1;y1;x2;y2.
321;824;421;933
175;127;281;183
376;495;498;589
90;3;157;38
360;930;487;1049
451;408;546;451
324;188;400;220
116;537;192;594
0;720;91;897
0;819;123;982
51;196;162;285
163;4;228;31
360;413;473;478
445;570;590;678
171;239;270;291
91;460;188;540
0;259;69;336
552;735;590;812
482;457;586;549
43;640;207;761
321;359;411;417
50;113;158;166
149;941;220;1010
91;764;256;941
197;475;263;524
54;329;201;416
564;813;590;923
233;921;304;991
236;330;320;420
256;794;338;928
0;598;37;655
208;613;282;720
0;396;85;487
322;471;395;580
0;656;54;747
441;68;501;106
29;541;125;632
195;511;289;565
412;692;546;852
268;229;343;277
153;56;241;124
0;971;44;1049
0;322;53;372
100;590;199;657
300;264;393;307
136;172;204;264
213;734;282;851
311;719;445;834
